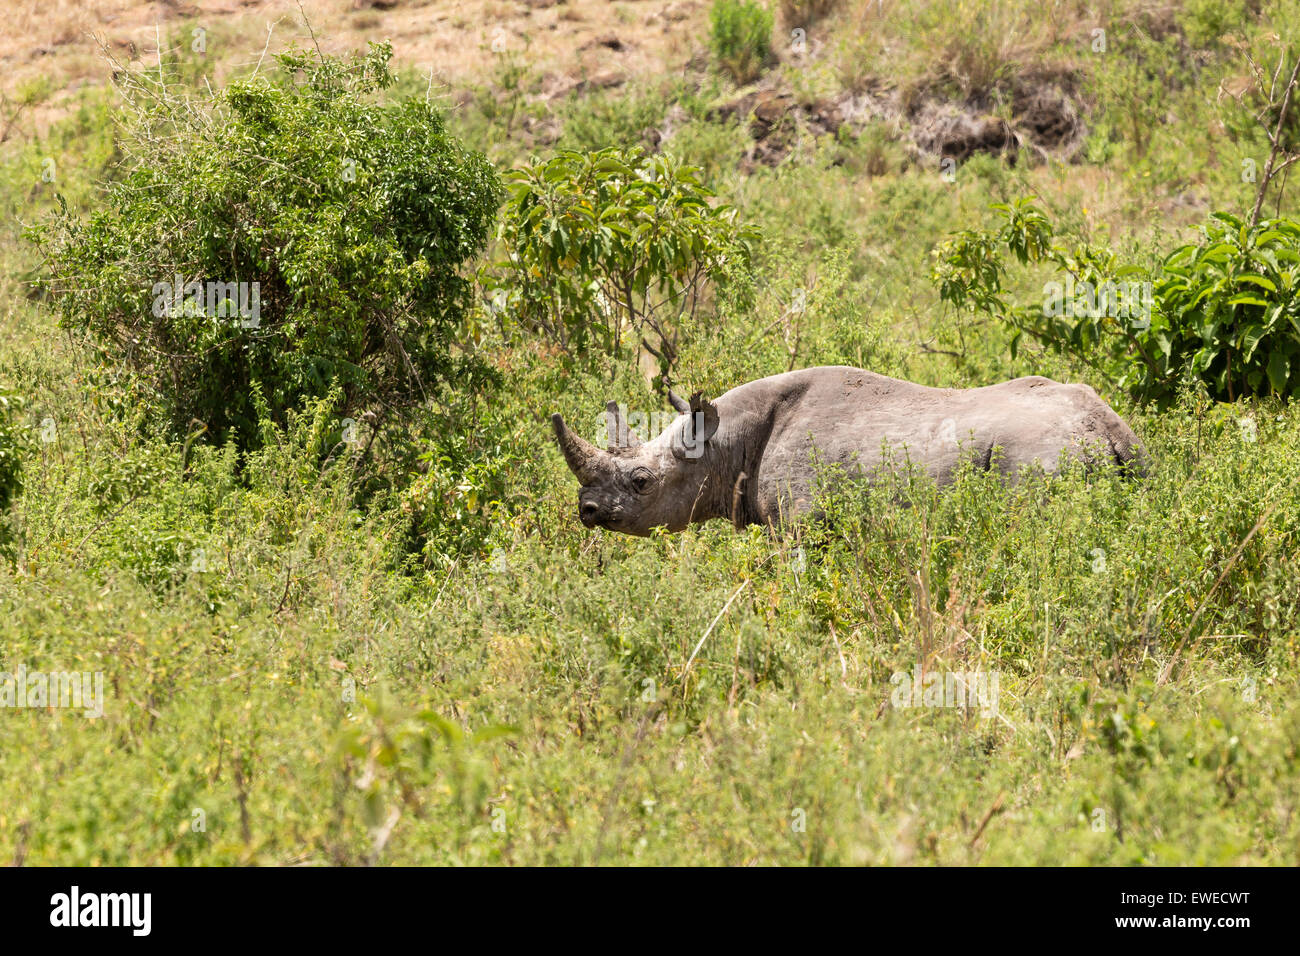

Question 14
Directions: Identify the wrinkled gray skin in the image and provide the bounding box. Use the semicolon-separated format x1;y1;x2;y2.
552;366;1144;536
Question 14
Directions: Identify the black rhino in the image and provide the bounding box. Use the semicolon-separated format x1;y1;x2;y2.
552;366;1144;536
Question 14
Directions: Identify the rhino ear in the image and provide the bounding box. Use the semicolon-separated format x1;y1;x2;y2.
673;392;720;460
605;401;643;450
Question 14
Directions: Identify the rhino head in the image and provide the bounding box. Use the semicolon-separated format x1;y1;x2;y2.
551;388;728;536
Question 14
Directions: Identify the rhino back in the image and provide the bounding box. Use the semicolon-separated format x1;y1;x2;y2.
716;367;1132;523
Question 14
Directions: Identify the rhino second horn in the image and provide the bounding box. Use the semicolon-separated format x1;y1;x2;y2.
551;414;610;485
605;401;643;449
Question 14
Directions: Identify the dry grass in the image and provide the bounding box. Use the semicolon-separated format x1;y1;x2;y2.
822;0;1122;107
778;0;843;28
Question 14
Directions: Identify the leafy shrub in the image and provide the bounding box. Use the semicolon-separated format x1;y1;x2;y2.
710;0;774;84
31;43;503;453
488;146;758;376
1152;215;1300;401
472;50;534;142
0;388;25;561
933;200;1300;405
398;395;533;568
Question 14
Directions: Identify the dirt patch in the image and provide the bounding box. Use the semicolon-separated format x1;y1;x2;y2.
1010;67;1087;160
541;67;626;100
7;0;1091;179
910;104;1020;164
0;0;710;138
901;63;1087;167
700;84;880;170
682;58;1087;173
579;33;634;53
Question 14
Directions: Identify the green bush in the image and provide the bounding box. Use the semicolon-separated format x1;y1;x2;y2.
398;394;531;569
0;387;25;561
933;200;1300;405
30;43;503;454
709;0;774;84
1177;0;1257;50
487;146;758;377
1150;214;1300;401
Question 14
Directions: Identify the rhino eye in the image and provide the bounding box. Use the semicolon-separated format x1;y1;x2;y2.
629;468;655;494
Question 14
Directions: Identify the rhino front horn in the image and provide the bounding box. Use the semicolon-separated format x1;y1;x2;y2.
552;413;611;485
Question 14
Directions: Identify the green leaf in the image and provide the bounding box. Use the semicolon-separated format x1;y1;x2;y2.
1266;350;1290;392
1234;274;1277;293
1239;323;1267;360
1226;294;1268;308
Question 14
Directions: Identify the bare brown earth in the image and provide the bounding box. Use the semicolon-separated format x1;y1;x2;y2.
0;0;707;134
0;0;1089;170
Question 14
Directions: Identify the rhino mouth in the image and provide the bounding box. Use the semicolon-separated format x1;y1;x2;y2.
580;504;641;534
580;505;625;531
